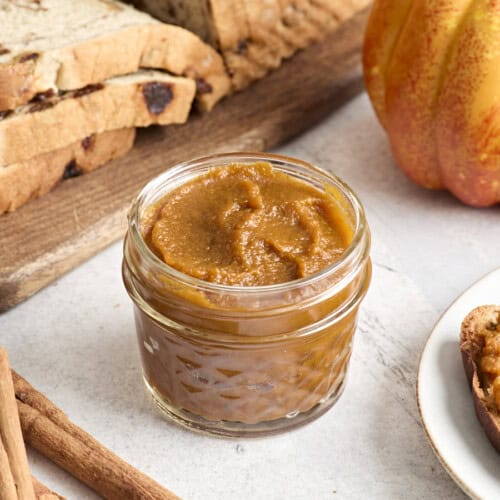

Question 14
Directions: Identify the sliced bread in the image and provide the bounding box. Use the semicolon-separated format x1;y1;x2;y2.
0;70;195;165
128;0;371;89
460;305;500;452
0;0;230;111
0;128;136;214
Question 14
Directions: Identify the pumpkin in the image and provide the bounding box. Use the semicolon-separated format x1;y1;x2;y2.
363;0;500;207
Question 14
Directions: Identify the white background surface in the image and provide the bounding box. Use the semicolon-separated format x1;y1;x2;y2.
2;93;499;499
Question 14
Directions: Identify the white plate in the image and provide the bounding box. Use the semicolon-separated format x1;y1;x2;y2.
417;267;500;500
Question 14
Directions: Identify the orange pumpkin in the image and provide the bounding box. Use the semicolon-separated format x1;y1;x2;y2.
363;0;500;207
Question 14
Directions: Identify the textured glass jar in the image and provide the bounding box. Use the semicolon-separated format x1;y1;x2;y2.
122;153;371;437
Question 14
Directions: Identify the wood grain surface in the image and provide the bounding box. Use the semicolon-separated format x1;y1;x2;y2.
0;7;370;312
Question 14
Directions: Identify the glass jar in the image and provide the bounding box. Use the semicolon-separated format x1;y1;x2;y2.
122;153;371;437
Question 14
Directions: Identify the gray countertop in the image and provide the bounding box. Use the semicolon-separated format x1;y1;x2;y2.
2;93;499;500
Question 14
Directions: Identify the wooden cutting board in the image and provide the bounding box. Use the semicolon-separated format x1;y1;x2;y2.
0;7;370;312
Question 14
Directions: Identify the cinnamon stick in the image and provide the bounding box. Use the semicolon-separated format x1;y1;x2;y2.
0;349;36;500
13;371;180;500
32;475;65;500
0;436;17;500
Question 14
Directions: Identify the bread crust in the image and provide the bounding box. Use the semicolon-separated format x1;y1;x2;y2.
0;71;195;165
0;128;135;214
460;305;500;452
212;0;371;90
0;57;41;112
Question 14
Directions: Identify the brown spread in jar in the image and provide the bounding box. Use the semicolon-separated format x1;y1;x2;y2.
123;155;371;434
142;162;352;286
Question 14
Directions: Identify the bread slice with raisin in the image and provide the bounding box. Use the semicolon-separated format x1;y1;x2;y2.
0;0;229;111
460;305;500;452
0;70;195;166
0;128;136;214
127;0;371;90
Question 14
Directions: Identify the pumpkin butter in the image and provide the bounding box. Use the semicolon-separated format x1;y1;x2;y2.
478;313;500;411
123;155;371;435
143;162;352;286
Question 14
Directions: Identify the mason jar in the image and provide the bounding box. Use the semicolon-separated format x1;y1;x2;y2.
122;152;371;437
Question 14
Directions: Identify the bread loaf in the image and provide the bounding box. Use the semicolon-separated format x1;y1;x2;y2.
128;0;371;89
0;0;230;111
460;305;500;452
0;129;136;214
0;70;195;165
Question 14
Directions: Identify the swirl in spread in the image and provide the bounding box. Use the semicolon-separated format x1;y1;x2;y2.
142;162;353;286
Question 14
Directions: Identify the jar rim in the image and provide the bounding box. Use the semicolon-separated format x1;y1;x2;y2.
127;152;369;295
